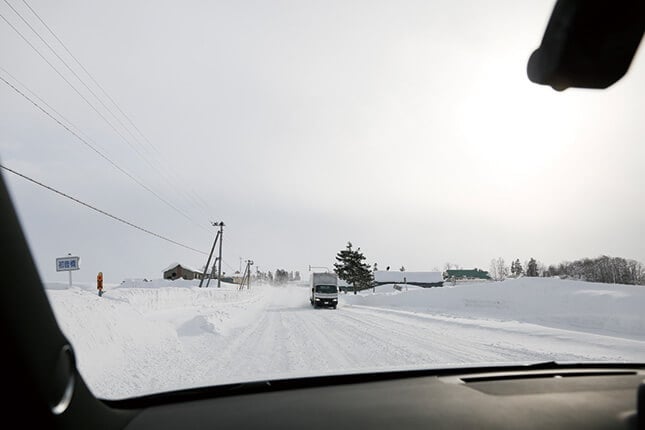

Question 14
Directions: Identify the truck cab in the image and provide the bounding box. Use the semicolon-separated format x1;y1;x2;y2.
309;272;338;309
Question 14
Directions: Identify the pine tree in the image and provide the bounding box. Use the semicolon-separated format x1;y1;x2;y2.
511;259;523;276
274;269;289;284
334;242;374;295
527;258;538;277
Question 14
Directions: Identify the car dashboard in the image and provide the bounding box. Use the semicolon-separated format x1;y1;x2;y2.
104;363;645;430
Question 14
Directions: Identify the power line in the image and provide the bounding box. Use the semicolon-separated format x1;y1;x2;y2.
21;0;158;156
3;0;151;157
0;7;230;270
0;5;212;229
0;10;143;158
17;0;218;219
0;164;208;255
0;65;87;138
0;73;204;229
0;65;123;170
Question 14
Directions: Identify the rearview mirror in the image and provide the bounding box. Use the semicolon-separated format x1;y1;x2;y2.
527;0;644;91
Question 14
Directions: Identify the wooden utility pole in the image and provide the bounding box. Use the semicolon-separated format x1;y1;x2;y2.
216;222;224;288
199;221;224;288
205;255;219;288
238;259;253;290
199;230;218;288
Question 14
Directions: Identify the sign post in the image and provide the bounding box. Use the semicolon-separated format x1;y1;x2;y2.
56;254;80;288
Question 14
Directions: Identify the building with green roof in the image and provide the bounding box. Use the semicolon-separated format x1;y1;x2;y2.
444;269;491;281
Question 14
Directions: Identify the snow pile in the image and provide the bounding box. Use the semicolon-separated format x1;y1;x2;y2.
45;279;271;398
343;277;645;340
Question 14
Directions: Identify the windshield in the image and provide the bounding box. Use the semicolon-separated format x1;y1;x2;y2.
1;0;644;401
315;285;338;294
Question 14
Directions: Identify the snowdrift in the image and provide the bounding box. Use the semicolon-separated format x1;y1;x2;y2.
343;277;645;341
44;279;270;398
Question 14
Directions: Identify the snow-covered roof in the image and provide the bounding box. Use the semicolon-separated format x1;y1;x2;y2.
374;271;443;284
163;262;181;272
163;262;200;273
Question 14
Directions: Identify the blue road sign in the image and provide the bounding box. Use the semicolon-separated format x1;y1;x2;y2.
56;256;80;272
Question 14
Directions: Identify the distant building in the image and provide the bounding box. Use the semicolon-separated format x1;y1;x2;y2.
163;263;203;280
373;271;444;288
444;269;491;281
231;272;244;284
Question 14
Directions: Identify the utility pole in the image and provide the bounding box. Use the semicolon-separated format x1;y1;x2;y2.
247;260;253;289
238;259;253;290
216;221;224;288
205;256;219;288
68;253;72;288
199;221;223;288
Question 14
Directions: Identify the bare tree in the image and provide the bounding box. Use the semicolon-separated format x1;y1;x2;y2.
489;257;508;281
542;256;644;285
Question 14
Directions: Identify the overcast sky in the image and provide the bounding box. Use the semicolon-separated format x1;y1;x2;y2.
1;0;644;284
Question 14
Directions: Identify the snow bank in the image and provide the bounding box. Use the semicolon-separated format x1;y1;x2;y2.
342;278;645;341
45;279;272;398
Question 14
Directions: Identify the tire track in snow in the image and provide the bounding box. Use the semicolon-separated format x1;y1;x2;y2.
342;305;644;362
339;306;565;364
182;287;645;387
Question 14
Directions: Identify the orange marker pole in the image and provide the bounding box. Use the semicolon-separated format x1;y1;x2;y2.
97;272;104;297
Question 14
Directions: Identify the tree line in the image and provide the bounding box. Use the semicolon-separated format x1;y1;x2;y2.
254;269;301;285
330;241;645;288
544;256;645;285
489;257;542;281
489;255;644;285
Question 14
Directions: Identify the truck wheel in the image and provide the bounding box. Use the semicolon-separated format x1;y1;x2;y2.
333;305;337;309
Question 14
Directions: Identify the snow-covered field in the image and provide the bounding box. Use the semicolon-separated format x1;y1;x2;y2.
44;277;645;400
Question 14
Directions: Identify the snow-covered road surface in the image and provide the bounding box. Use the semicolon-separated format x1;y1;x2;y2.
184;287;643;386
45;279;645;400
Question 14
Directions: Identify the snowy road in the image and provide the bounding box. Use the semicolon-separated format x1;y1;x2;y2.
177;286;645;387
47;280;645;399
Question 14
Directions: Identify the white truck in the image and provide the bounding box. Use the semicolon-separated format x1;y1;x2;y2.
309;272;339;309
